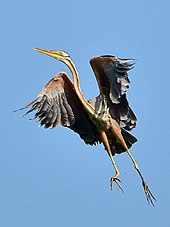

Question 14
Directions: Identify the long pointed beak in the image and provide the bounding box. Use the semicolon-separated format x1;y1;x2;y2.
33;48;54;58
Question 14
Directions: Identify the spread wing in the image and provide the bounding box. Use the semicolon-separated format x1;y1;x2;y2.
90;56;137;131
19;72;100;145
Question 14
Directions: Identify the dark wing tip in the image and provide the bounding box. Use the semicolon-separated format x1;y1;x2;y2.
100;54;115;58
13;98;39;114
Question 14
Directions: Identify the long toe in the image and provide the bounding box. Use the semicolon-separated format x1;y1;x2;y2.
142;180;156;206
110;177;124;193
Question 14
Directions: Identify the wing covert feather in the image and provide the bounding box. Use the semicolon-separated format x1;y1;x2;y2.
90;56;137;131
21;72;100;145
90;56;134;103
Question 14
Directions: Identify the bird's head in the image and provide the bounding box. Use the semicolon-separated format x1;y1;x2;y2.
33;48;70;63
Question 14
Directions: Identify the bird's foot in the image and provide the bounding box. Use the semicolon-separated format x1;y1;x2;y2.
110;176;124;193
142;179;156;206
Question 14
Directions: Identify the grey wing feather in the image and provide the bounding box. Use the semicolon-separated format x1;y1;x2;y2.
19;73;100;145
90;56;137;131
100;58;134;104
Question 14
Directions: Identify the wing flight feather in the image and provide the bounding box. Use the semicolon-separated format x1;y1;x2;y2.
90;56;137;131
20;72;100;145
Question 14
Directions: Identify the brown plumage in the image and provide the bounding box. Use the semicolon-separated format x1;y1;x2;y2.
17;48;156;205
22;72;100;145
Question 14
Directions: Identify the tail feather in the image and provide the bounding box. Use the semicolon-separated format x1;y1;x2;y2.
110;129;137;155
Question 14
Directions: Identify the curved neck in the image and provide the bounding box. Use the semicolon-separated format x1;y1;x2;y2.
64;58;95;115
66;59;81;92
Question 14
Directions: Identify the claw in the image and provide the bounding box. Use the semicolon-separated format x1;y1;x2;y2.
136;168;156;206
142;180;156;206
110;177;124;193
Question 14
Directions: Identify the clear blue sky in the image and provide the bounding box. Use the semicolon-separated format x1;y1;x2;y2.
1;1;170;226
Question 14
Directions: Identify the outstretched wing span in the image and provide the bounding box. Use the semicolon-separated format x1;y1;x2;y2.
90;56;137;131
20;72;100;145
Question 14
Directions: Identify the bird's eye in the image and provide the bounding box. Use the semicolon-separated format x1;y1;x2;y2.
61;51;69;57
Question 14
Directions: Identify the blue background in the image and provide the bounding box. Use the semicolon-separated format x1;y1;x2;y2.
1;1;170;226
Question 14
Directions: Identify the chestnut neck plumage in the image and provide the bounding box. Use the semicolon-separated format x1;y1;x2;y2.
64;57;95;116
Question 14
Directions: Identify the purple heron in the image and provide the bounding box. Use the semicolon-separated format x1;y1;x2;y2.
18;48;156;205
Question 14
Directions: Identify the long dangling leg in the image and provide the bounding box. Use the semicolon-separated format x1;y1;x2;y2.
100;130;124;192
109;120;156;206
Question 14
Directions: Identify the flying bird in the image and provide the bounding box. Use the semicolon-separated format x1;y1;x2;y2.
18;48;156;205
